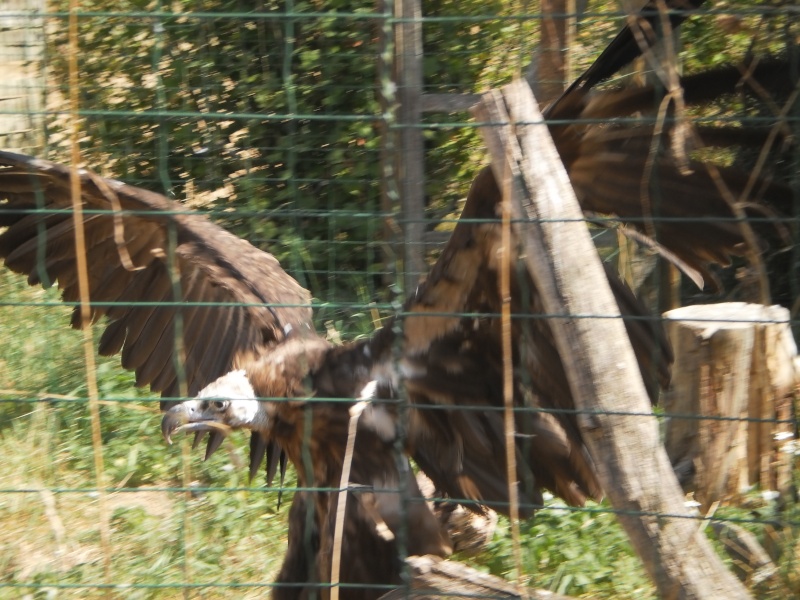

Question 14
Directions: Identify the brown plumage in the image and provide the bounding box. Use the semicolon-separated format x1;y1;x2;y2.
546;55;793;290
160;339;453;600
388;51;794;515
265;396;453;600
1;2;795;595
247;339;454;598
0;155;312;407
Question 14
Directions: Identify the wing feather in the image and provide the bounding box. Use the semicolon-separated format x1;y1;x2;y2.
401;170;595;512
97;318;128;357
402;47;793;513
0;151;313;406
135;322;179;389
121;294;175;371
553;56;793;289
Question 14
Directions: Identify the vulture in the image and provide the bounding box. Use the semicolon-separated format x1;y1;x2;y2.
0;0;795;596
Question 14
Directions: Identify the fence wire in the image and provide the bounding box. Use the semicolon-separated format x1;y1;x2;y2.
1;1;799;599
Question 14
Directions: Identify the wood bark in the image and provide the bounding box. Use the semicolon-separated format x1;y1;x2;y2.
378;555;576;600
0;0;45;151
473;79;750;599
394;0;426;292
663;303;797;507
528;0;574;103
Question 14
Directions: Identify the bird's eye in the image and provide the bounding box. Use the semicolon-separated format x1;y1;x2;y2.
212;400;227;410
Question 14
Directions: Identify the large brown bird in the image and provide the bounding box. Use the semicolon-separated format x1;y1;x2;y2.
159;357;453;599
1;1;794;596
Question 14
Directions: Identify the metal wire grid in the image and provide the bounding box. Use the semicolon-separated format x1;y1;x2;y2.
0;1;799;598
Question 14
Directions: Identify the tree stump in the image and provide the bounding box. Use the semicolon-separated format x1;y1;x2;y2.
662;303;797;510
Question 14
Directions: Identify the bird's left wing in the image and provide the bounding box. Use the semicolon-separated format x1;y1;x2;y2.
398;167;669;515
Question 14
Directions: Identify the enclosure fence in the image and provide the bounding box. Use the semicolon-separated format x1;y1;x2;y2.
0;1;799;599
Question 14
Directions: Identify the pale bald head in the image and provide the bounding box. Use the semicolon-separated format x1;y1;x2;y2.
161;370;270;447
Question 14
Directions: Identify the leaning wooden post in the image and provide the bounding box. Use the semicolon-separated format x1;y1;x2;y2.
472;80;750;599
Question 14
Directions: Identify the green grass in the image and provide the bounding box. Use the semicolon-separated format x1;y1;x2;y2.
1;268;798;599
473;505;657;598
1;393;294;599
0;271;291;598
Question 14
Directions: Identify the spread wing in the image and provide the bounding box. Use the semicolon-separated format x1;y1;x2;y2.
549;0;707;113
399;51;794;513
549;57;792;289
401;167;664;513
0;151;313;406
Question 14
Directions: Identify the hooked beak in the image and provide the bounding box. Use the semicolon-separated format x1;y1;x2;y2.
159;369;271;475
161;402;233;461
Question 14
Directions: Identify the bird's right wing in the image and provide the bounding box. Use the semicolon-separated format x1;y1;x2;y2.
0;151;313;407
548;0;707;117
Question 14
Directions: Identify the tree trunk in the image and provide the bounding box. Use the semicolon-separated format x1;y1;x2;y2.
0;0;45;152
527;0;575;104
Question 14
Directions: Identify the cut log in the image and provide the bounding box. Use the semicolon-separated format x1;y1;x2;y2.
662;303;756;505
663;303;797;509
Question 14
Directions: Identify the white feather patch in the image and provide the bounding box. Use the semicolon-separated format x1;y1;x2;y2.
197;370;260;426
358;380;378;400
198;370;255;400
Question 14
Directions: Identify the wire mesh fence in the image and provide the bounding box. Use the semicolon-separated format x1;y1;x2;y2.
0;1;798;599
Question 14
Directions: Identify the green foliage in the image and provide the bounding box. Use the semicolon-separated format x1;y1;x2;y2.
46;0;386;310
40;0;549;313
475;506;656;598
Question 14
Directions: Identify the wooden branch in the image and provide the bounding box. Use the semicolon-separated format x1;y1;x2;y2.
378;555;576;600
709;521;779;586
528;0;573;103
472;79;751;599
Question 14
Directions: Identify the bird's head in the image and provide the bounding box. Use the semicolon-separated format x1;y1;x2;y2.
161;369;271;460
161;338;330;482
